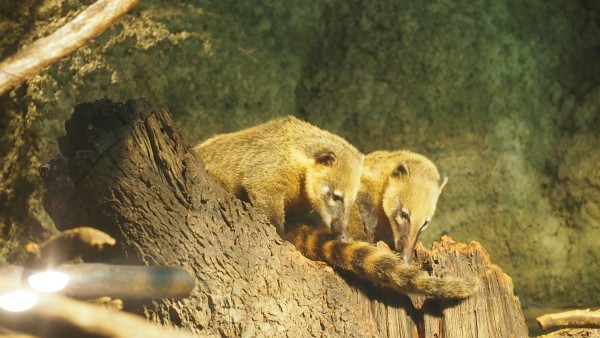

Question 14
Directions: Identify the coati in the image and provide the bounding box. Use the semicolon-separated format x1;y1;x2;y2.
194;116;364;240
287;225;476;299
286;150;476;299
350;150;448;263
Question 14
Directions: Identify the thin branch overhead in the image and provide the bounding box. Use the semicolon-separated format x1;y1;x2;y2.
0;0;139;96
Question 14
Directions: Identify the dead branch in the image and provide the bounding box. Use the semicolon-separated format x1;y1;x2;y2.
0;0;139;96
537;309;600;330
24;227;116;270
0;284;200;338
0;334;37;338
0;264;195;300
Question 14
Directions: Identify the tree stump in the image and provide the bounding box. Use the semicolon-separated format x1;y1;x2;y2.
40;99;529;337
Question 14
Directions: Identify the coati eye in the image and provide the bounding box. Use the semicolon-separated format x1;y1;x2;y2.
399;209;410;221
332;192;344;203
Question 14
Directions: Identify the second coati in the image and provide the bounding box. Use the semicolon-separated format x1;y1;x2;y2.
194;116;364;240
287;150;476;299
350;150;448;263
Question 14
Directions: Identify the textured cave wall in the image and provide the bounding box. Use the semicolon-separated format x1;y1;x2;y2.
1;0;599;311
291;1;600;309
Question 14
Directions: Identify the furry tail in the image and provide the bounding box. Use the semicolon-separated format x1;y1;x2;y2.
287;225;476;299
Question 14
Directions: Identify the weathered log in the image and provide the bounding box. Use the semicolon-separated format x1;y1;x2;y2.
417;237;527;336
39;98;529;337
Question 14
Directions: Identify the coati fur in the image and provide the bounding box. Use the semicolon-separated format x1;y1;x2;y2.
286;150;476;299
194;116;364;240
349;150;448;263
288;225;476;299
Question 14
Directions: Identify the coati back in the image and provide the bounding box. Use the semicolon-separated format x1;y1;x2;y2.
288;225;475;299
194;116;363;240
350;150;447;262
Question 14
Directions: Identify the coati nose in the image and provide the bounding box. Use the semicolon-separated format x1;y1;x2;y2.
330;218;349;243
397;241;415;263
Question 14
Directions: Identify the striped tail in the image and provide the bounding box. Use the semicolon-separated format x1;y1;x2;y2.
287;225;476;299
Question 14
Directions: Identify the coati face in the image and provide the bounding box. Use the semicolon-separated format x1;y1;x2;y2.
382;162;447;263
306;151;363;242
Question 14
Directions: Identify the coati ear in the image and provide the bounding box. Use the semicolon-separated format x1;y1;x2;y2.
315;151;337;166
439;176;448;190
391;162;409;178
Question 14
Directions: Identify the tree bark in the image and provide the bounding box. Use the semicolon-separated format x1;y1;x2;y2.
39;99;529;337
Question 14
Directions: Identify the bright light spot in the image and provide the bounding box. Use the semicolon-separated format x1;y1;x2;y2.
0;291;37;312
28;270;69;293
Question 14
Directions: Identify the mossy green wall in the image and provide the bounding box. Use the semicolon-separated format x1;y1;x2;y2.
1;0;599;308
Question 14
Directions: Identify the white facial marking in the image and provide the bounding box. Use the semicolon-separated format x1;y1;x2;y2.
395;215;403;224
420;217;432;232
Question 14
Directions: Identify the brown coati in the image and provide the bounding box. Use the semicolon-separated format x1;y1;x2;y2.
194;116;364;241
349;150;448;263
